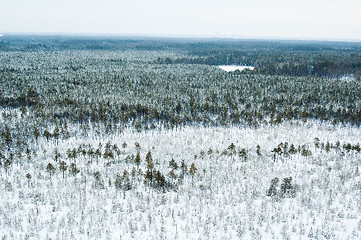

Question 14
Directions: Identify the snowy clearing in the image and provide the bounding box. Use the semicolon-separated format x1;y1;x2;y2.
1;120;360;239
218;65;255;72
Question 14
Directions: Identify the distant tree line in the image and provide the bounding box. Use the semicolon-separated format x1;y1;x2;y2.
0;37;360;155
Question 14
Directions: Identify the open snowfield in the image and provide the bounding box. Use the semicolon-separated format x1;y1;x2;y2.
218;65;255;72
1;120;360;239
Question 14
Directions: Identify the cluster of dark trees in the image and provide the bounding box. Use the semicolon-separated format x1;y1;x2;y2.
155;42;361;78
0;35;360;157
1;35;360;78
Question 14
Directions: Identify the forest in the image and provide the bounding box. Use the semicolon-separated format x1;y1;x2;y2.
0;35;360;239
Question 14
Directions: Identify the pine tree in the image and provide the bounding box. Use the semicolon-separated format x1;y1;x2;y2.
93;171;104;188
122;142;127;153
144;169;153;185
122;170;131;190
66;148;72;161
169;158;178;170
43;129;51;142
114;174;122;191
0;151;4;166
239;148;247;161
16;152;22;166
33;127;40;144
181;160;187;175
69;163;80;176
169;169;177;180
4;126;12;146
155;170;166;190
146;150;154;170
87;147;94;163
135;142;141;151
135;152;141;169
275;113;283;124
267;177;279;197
81;148;87;159
4;159;12;176
53;126;60;145
25;173;32;187
256;145;261;156
54;148;61;162
46;163;56;181
26;147;31;164
314;137;320;148
301;145;312;157
59;161;67;179
115;171;131;193
189;163;197;181
95;148;101;164
289;144;297;154
228;143;236;153
281;177;295;198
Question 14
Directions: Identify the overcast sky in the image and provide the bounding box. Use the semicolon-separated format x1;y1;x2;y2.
1;0;360;41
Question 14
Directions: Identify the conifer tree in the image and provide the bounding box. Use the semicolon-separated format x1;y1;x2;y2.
0;150;4;165
16;152;22;166
114;174;122;191
180;160;187;175
59;161;67;179
33;127;40;144
4;158;12;176
146;150;154;170
135;152;141;169
46;163;56;181
53;126;60;145
135;142;141;152
169;158;178;170
87;147;94;163
155;170;166;190
256;145;261;156
189;163;197;181
239;148;247;161
4;126;12;146
122;142;127;152
26;147;31;164
267;177;279;197
25;173;32;187
43;130;51;142
281;177;295;198
289;144;297;154
144;169;153;186
69;163;80;176
95;147;101;164
54;148;61;162
228;143;236;153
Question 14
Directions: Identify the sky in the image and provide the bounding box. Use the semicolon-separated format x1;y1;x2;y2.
1;0;361;41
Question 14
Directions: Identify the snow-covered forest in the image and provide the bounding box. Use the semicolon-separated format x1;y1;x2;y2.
0;36;360;239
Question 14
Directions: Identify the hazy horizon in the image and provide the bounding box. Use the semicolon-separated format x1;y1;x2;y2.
1;0;361;42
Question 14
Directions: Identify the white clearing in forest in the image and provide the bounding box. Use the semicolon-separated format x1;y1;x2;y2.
218;65;254;72
1;120;361;239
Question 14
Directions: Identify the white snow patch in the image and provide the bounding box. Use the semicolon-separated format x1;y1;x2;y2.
218;65;254;72
339;75;356;82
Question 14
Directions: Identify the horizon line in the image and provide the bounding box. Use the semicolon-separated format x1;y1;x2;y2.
1;31;361;43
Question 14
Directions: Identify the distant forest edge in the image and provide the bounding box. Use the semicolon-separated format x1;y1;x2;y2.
1;35;361;78
0;35;360;143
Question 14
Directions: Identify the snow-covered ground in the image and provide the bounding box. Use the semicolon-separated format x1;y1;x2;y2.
340;75;357;83
218;65;255;72
1;120;361;239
